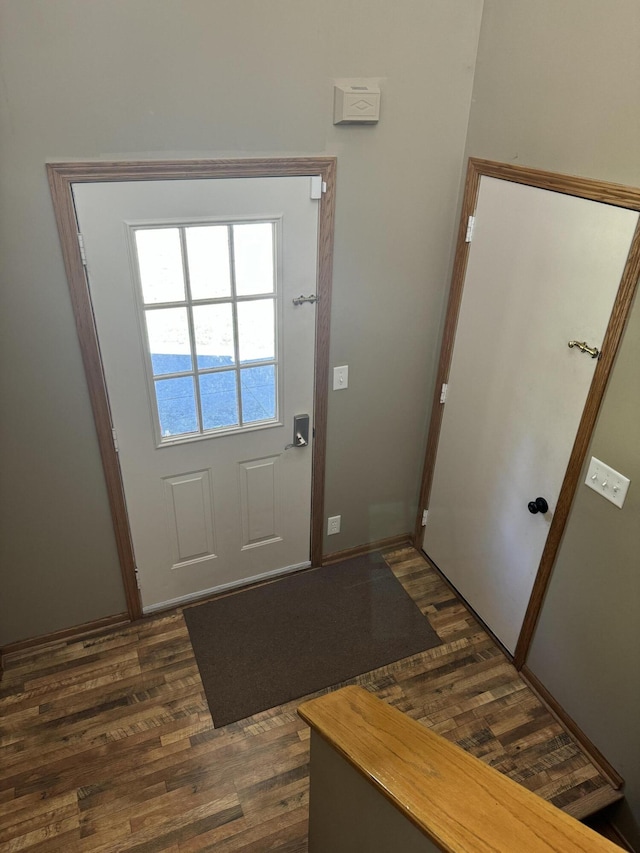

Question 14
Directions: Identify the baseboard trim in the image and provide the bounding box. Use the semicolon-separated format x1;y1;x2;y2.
520;664;624;791
322;533;412;566
584;812;636;852
1;612;131;663
419;549;624;794
608;822;637;853
0;539;411;666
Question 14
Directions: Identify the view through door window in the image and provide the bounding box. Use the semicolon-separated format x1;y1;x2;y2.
133;221;279;442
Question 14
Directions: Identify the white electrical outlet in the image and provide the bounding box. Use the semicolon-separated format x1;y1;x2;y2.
585;456;630;509
327;515;341;535
333;365;348;390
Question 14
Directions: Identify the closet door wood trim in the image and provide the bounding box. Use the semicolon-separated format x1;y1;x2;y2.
414;158;640;667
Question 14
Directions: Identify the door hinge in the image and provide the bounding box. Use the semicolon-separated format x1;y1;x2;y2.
134;566;141;589
310;176;327;199
112;428;119;452
440;383;448;404
465;215;475;243
421;509;428;527
77;233;87;266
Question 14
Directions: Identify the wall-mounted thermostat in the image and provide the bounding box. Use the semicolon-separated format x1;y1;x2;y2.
333;82;380;124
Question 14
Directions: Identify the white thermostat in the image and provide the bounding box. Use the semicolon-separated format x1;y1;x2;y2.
333;83;380;124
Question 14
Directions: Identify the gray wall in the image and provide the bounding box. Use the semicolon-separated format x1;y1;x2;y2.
530;293;640;846
1;0;638;841
0;0;482;645
464;0;640;845
308;731;440;853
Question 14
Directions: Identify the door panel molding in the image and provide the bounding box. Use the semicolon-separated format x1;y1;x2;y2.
415;157;640;667
163;469;217;567
48;158;337;621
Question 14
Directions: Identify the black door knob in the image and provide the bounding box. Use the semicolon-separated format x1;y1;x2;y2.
528;497;549;514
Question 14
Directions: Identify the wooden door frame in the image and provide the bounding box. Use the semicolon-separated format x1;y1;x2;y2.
48;157;337;622
414;157;640;668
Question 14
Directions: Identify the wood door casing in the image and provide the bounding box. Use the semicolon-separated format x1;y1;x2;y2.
423;176;637;653
48;158;337;621
415;158;640;666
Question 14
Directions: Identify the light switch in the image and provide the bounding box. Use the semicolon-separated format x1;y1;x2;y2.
333;365;348;390
585;456;630;509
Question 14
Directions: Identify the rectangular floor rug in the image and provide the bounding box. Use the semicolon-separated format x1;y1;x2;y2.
183;552;442;727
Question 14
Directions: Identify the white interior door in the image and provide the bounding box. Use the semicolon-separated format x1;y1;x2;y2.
423;176;638;653
73;177;319;612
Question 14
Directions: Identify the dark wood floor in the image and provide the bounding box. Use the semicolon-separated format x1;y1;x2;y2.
0;546;621;852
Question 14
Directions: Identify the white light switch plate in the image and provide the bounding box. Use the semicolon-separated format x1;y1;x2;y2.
333;365;348;390
585;456;630;509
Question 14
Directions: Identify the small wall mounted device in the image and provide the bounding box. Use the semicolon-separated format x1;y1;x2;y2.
333;82;380;124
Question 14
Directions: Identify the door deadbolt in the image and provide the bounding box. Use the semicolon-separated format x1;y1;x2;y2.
285;414;310;449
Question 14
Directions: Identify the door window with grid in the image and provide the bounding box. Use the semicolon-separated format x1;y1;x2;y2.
133;221;279;443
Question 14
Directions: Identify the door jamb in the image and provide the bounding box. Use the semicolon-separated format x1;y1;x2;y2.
47;157;337;622
414;157;640;668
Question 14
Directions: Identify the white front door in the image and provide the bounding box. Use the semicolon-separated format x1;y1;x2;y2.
423;176;638;653
73;177;319;612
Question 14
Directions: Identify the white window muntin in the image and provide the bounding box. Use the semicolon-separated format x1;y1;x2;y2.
127;216;283;447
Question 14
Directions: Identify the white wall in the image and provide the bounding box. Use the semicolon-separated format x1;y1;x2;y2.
0;0;483;644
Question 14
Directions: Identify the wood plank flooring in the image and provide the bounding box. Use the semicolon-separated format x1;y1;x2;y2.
0;546;621;852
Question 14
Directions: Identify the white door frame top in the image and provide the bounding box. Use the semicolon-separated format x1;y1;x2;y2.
48;158;337;621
